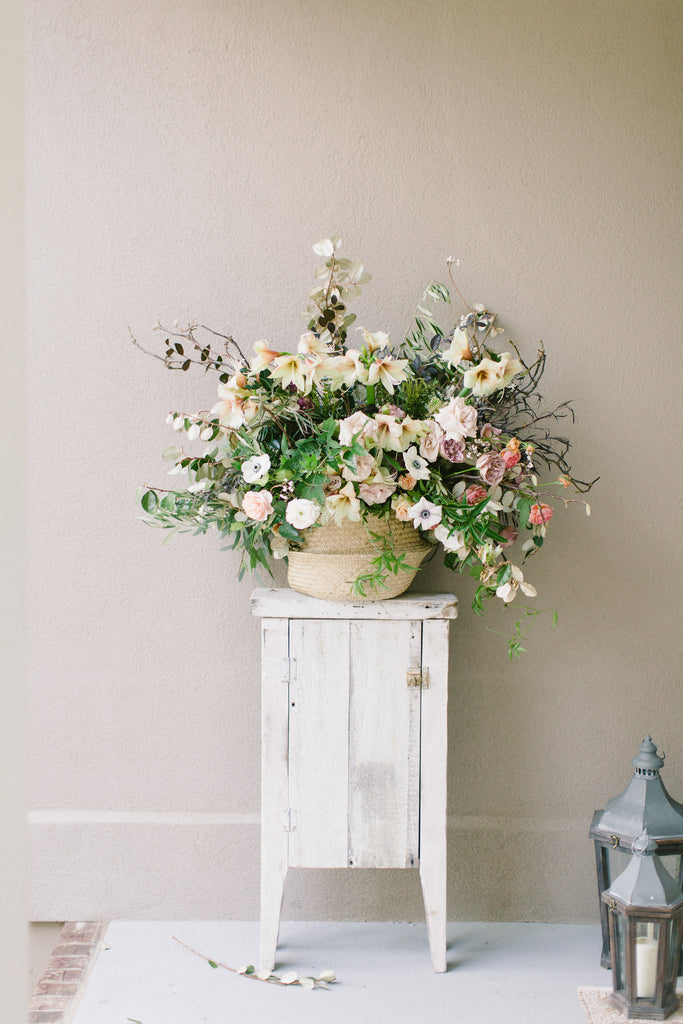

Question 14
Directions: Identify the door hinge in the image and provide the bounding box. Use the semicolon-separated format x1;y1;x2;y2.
406;667;429;689
282;808;297;832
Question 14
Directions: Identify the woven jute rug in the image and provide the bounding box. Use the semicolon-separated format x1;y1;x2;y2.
578;987;683;1023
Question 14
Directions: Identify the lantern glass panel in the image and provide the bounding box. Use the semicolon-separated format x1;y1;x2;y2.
663;919;682;1003
634;920;660;1000
613;911;627;992
659;852;683;887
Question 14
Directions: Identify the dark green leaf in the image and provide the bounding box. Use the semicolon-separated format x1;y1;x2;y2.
174;343;184;355
141;490;158;513
208;960;218;969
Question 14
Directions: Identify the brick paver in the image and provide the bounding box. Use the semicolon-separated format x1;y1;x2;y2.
29;921;105;1024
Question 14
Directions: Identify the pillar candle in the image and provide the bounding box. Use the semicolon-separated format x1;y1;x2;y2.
635;935;658;999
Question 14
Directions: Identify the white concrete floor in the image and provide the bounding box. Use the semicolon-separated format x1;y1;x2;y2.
69;920;614;1024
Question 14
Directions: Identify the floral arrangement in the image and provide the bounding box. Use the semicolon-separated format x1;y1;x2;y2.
136;237;595;655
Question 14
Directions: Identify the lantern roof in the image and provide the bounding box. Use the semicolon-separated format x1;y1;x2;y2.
591;736;683;842
606;831;683;909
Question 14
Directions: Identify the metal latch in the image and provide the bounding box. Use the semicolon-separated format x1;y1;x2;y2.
282;808;297;832
406;668;429;689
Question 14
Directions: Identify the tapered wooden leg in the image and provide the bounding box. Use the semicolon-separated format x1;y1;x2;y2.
259;851;287;972
419;620;449;973
259;617;291;973
420;852;447;972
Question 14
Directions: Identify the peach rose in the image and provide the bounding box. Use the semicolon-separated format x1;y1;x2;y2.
529;503;554;526
242;489;274;521
392;496;414;521
501;448;521;468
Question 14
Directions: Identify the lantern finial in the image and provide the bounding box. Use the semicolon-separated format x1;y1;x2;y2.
633;736;665;777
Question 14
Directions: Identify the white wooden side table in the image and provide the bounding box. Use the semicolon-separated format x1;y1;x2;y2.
250;588;457;974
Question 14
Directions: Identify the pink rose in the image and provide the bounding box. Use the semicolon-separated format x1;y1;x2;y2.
242;489;274;521
480;423;502;439
465;484;488;505
434;396;478;441
529;503;554;526
439;438;466;462
359;481;397;505
501;448;521;468
476;452;506;486
500;526;518;548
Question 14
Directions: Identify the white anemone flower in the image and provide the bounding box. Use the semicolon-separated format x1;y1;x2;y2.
242;453;271;484
495;564;538;603
402;446;430;481
407;496;442;531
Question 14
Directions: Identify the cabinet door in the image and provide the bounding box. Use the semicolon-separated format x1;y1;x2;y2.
288;618;422;870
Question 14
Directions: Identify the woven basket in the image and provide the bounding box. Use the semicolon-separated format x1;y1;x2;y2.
287;514;431;602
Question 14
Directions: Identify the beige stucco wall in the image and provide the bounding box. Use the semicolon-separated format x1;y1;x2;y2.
27;0;682;924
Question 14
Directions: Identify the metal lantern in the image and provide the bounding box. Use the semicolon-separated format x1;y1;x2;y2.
602;831;683;1020
590;736;683;968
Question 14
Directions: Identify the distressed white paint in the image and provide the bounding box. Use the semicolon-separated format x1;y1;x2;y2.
348;620;421;868
251;589;458;621
288;620;350;868
254;592;453;972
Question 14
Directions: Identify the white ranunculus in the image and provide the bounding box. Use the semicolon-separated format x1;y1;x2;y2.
285;498;321;530
242;453;271;484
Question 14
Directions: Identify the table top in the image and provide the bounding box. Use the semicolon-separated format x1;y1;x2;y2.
250;588;458;620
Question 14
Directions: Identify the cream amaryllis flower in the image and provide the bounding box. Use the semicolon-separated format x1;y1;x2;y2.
433;523;468;558
326;348;368;388
211;385;247;429
242;453;271;484
463;357;505;397
495;563;537;603
285;498;321;530
441;328;472;367
496;352;525;387
402;446;430;481
297;331;331;356
269;353;310;393
250;340;281;371
326;481;361;524
338;410;378;446
434;396;478;441
357;326;390;354
395;416;427;451
374;413;404;450
366;355;410;394
407;496;442;530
